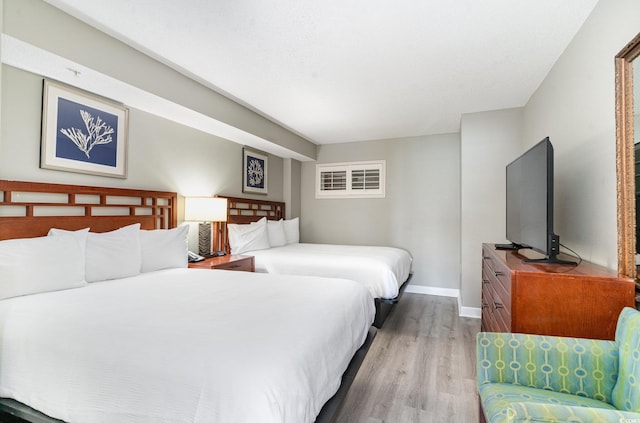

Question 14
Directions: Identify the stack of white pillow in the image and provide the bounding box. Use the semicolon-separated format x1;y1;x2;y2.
227;217;299;255
0;224;188;300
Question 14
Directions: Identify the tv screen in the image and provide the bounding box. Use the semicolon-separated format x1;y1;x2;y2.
505;137;553;255
502;136;576;265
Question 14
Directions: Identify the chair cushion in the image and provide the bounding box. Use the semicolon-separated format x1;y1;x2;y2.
612;307;640;412
507;401;640;423
479;383;616;423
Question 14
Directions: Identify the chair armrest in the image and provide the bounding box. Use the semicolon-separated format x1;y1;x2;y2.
477;332;618;402
508;401;639;422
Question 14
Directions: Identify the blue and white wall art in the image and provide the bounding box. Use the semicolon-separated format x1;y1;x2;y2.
41;80;128;178
242;148;268;194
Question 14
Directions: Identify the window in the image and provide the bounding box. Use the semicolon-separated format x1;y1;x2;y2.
316;160;385;198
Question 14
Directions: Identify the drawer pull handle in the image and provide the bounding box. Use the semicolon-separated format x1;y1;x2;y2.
228;264;241;269
493;301;503;309
494;271;502;277
482;279;489;284
482;302;489;309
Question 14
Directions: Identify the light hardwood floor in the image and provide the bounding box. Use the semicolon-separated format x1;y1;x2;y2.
335;293;481;423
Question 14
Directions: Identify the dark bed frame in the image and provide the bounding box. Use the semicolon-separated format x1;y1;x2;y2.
216;195;411;328
0;180;376;423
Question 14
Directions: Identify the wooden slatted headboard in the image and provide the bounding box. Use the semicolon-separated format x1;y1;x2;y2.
214;195;285;252
0;180;178;240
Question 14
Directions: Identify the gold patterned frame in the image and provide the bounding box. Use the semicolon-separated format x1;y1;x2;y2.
616;32;640;279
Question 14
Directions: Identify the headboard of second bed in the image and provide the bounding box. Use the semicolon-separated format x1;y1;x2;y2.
215;195;285;252
0;180;178;240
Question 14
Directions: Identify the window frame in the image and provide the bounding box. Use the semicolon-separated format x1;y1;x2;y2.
315;160;386;199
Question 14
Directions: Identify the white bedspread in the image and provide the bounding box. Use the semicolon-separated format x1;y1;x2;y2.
0;268;374;423
248;243;412;299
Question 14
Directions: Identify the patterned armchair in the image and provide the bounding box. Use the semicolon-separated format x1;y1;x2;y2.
476;307;640;423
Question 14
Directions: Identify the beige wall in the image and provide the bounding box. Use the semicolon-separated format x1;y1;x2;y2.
302;0;640;312
522;0;640;269
284;158;302;219
458;0;640;310
301;134;461;292
3;0;316;161
460;108;523;310
0;0;304;252
0;64;288;250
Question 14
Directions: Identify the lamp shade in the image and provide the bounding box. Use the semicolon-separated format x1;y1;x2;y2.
184;197;228;222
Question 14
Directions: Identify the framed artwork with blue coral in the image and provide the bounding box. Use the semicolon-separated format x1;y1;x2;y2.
242;148;268;194
41;79;129;178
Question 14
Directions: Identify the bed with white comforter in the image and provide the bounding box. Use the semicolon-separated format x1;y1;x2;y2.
0;268;374;423
246;243;412;300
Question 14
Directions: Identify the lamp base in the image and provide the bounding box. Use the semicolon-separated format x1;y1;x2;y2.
198;222;212;257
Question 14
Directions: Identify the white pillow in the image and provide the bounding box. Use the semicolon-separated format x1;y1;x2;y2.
267;219;287;247
85;224;141;282
283;217;300;244
140;225;188;272
0;235;86;300
48;227;90;257
227;217;270;254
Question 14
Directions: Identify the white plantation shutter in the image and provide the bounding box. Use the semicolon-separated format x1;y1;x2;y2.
351;168;380;191
316;161;385;198
320;169;347;191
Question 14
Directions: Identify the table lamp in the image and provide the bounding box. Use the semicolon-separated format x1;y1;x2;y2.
184;197;228;257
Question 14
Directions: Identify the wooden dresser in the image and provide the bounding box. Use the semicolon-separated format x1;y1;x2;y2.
481;243;635;340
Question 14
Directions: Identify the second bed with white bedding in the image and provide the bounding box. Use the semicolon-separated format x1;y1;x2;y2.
0;268;374;423
246;243;413;300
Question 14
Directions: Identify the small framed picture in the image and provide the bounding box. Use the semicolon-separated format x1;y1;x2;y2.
41;79;129;178
242;148;268;194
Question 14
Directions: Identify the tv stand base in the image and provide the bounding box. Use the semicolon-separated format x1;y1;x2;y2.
523;257;577;265
495;243;526;251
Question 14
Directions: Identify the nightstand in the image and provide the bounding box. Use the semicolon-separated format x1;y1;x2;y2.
188;254;255;272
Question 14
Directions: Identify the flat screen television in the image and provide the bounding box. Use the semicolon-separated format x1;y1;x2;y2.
498;137;574;264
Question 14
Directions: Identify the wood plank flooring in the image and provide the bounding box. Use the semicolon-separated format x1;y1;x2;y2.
335;293;481;423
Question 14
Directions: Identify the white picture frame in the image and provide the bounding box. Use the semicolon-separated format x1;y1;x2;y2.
242;148;268;194
41;79;129;178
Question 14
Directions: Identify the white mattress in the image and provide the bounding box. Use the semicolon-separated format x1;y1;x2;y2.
247;243;412;299
0;268;374;423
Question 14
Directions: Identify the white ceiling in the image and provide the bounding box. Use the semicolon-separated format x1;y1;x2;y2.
43;0;598;145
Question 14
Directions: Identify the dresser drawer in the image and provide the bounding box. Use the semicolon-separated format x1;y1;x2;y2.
483;249;511;294
484;265;511;314
482;280;510;332
482;246;512;332
481;283;498;332
486;280;511;332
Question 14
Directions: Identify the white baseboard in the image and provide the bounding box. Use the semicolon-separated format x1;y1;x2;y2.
404;284;481;319
459;305;482;319
404;284;459;297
